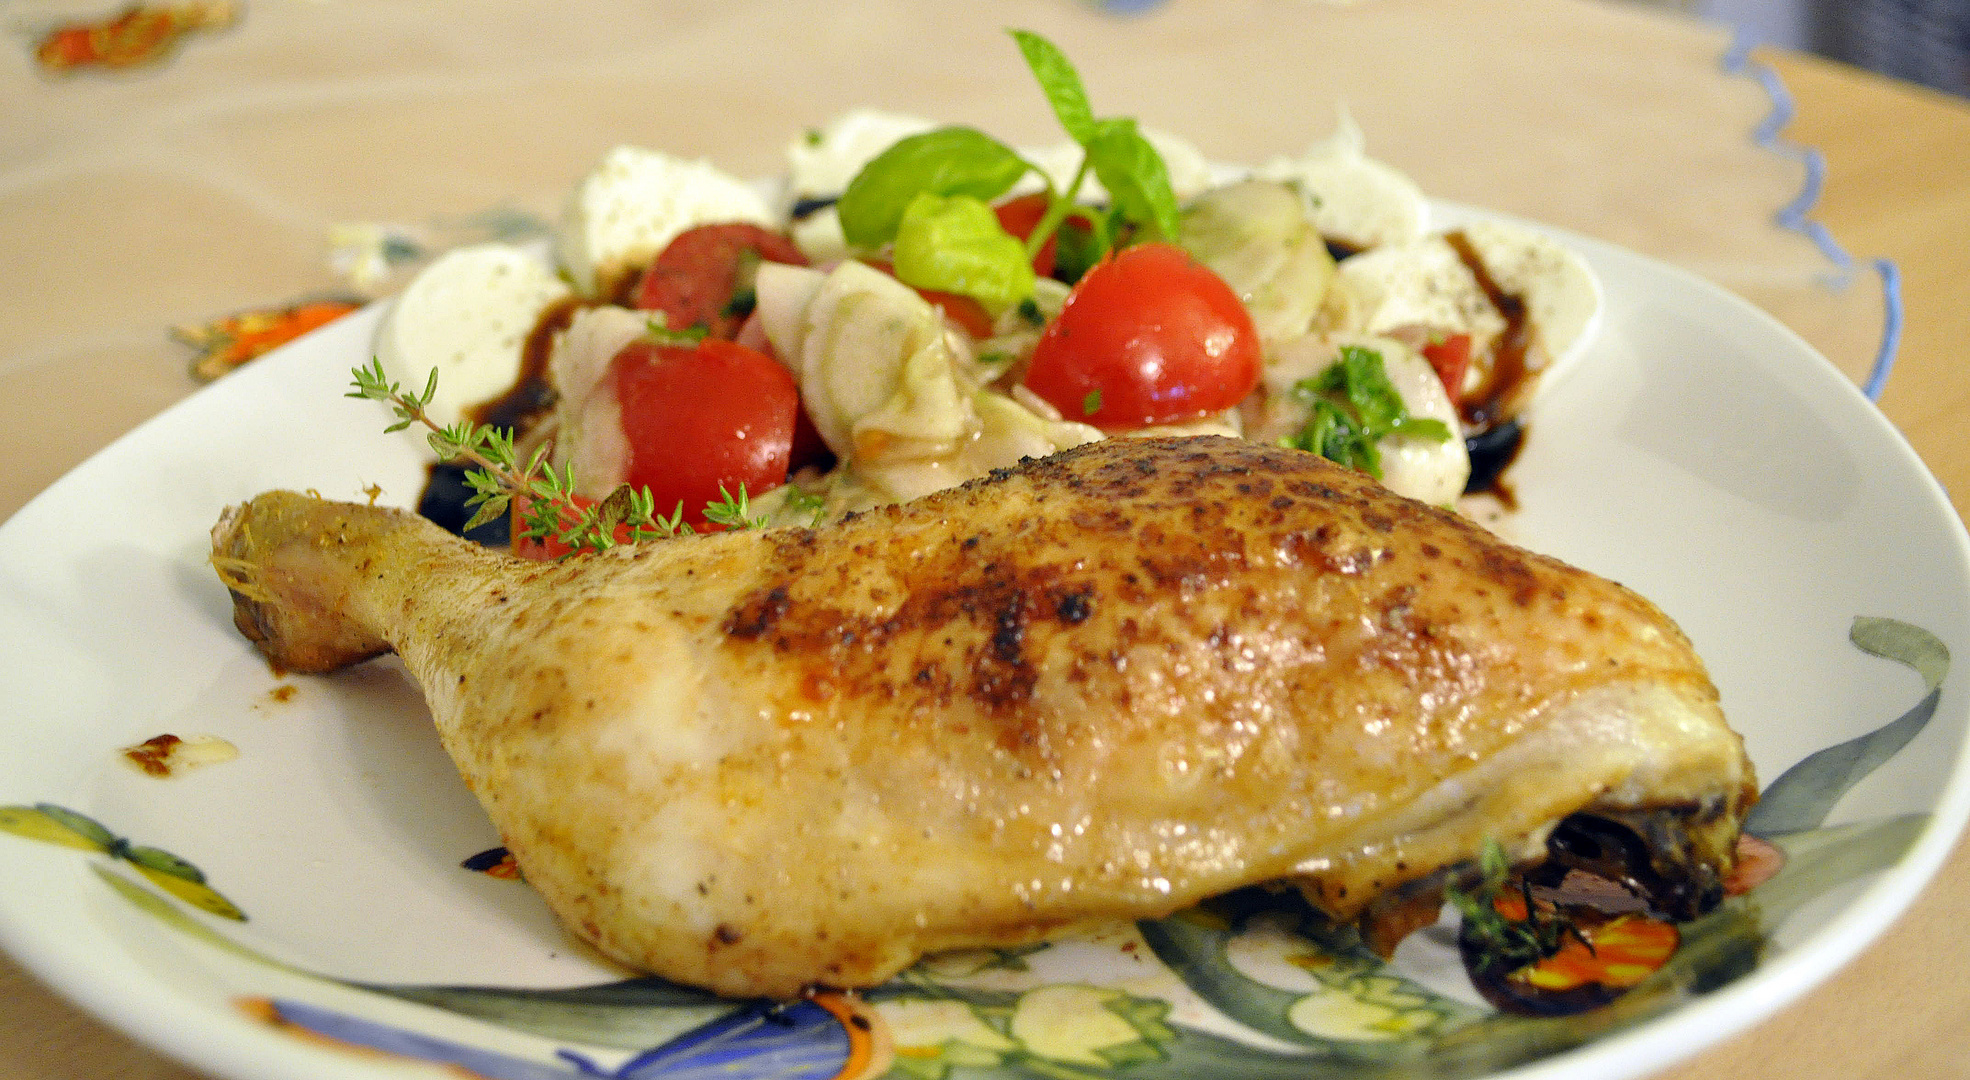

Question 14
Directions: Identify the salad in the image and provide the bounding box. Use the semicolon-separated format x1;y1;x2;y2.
372;30;1601;554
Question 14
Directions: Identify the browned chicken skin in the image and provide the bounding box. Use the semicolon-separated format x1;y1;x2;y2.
211;436;1754;998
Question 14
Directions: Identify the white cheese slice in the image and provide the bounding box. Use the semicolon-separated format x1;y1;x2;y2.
1267;333;1470;507
1255;111;1428;251
787;109;939;200
373;243;570;432
1456;218;1604;391
555;146;775;298
1334;219;1603;398
1334;236;1507;349
547;304;650;498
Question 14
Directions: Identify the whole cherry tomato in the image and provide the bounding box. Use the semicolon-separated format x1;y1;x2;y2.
613;338;799;529
1022;242;1261;430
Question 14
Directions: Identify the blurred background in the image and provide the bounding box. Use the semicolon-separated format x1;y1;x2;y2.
1636;0;1969;97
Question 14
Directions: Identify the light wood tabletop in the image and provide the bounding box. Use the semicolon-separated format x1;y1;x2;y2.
2;2;1968;1078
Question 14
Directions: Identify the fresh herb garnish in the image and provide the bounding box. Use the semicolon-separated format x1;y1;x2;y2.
833;29;1179;310
701;483;768;531
1082;388;1103;417
836;127;1032;250
782;487;829;527
1283;345;1453;478
350;361;729;557
1447;840;1589;974
892;191;1036;311
701;484;768;532
643;312;708;347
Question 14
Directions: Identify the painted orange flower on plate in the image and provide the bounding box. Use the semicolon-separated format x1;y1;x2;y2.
34;2;237;73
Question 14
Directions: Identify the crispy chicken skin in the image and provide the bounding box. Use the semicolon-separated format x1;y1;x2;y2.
212;436;1754;998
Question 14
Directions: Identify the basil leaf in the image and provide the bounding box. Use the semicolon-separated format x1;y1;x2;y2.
1319;344;1408;432
1393;417;1455;442
836;127;1031;249
1010;29;1097;144
1291;398;1380;476
1085;118;1181;241
892;192;1036;312
1290;345;1450;477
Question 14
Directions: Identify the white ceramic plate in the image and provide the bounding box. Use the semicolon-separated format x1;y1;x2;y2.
2;214;1968;1080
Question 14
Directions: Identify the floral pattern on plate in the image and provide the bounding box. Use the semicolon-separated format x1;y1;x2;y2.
5;618;1944;1080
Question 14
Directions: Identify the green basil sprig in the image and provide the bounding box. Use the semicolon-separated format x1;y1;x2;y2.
836;127;1030;250
832;29;1182;312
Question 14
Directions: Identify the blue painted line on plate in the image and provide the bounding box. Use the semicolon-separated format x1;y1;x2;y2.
1865;257;1904;401
1722;33;1903;401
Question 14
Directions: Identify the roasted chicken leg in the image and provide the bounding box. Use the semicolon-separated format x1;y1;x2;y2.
211;436;1754;998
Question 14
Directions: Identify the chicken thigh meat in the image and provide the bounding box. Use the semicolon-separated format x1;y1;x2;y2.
212;436;1753;997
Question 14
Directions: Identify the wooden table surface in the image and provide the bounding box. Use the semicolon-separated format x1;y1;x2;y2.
2;2;1968;1078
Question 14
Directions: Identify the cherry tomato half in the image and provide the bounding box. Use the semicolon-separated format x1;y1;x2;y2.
632;222;808;339
613;338;799;529
993;192;1060;279
1022;242;1261;430
1422;332;1473;403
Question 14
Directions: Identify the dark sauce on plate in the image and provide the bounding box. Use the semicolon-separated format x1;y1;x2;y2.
418;295;586;543
1442;229;1535;498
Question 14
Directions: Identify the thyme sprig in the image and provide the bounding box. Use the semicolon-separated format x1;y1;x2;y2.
701;483;767;531
781;487;828;528
1447;840;1592;974
347;361;767;558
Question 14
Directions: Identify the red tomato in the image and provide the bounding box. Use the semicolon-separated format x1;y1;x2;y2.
1422;333;1473;402
632;223;808;339
1023;243;1261;430
913;286;996;340
613;338;799;529
994;192;1060;278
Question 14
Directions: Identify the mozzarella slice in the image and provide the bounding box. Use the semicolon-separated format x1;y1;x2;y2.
787;109;939;200
1373;338;1471;507
546;304;649;498
1267;334;1470;507
1334;235;1508;351
1254;111;1428;251
1456;218;1604;393
555;146;776;298
1333;219;1602;403
373;243;570;433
